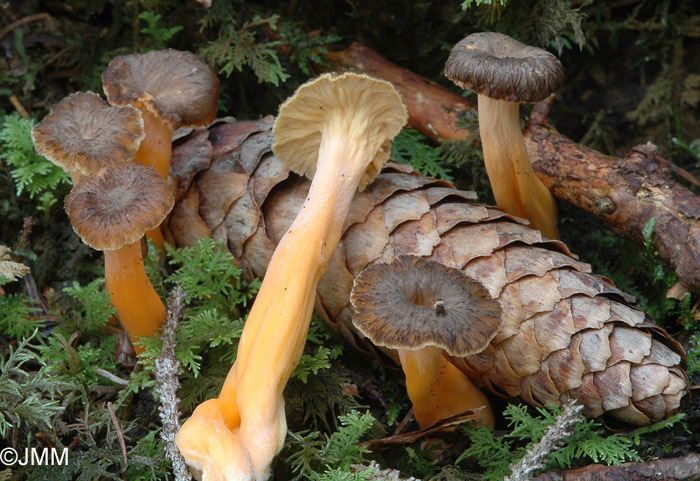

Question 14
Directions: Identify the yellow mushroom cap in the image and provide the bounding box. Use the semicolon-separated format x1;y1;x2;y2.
272;71;408;189
102;49;220;131
31;92;144;175
351;256;503;357
64;162;174;251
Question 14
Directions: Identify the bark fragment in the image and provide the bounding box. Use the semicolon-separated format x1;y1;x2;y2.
534;453;700;481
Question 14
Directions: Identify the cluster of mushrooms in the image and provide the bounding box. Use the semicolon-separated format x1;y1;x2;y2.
32;50;219;352
174;33;570;480
30;33;666;481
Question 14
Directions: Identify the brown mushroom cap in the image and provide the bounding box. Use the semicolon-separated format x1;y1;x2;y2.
272;71;408;189
351;256;502;357
445;32;563;103
102;49;220;130
31;92;144;175
65;162;174;251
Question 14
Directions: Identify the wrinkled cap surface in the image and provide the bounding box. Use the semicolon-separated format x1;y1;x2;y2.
445;32;563;103
31;92;144;175
103;49;219;130
272;71;408;190
65;162;174;250
351;255;502;356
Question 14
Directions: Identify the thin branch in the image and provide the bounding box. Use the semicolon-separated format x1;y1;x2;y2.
107;401;129;470
0;13;52;42
505;400;585;481
8;95;29;118
154;286;192;481
95;369;130;386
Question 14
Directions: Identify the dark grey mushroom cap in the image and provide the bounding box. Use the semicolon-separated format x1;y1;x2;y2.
65;162;174;251
31;92;144;175
103;49;219;131
350;256;502;357
445;32;563;103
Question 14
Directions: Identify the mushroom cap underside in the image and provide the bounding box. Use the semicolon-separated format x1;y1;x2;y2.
31;91;144;175
64;162;174;250
103;49;219;130
271;71;408;189
351;255;502;357
445;32;563;103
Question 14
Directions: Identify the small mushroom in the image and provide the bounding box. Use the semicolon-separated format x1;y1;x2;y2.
31;91;144;184
351;256;503;427
64;162;173;353
445;32;563;239
175;72;408;481
102;49;219;247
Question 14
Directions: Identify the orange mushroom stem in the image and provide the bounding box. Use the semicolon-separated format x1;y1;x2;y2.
132;104;172;248
64;163;174;353
132;102;173;179
176;72;407;481
478;95;559;239
233;135;375;477
398;346;494;427
103;241;167;350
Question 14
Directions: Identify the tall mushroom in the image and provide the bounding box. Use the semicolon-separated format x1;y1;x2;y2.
64;162;173;353
445;32;563;239
175;72;408;481
31;91;144;185
102;49;219;248
351;256;502;427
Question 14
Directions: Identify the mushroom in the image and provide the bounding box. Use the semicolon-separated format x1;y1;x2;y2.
351;256;502;427
64;162;174;353
31;91;144;185
175;72;408;480
445;32;563;239
102;49;219;248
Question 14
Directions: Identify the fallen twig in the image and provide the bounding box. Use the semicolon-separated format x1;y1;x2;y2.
326;42;700;292
107;401;128;470
534;452;700;481
41;45;75;71
361;410;482;450
154;286;192;481
506;400;584;481
9;95;30;118
95;368;130;386
0;13;52;42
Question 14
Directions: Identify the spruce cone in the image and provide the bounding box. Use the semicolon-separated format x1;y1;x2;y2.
166;117;689;425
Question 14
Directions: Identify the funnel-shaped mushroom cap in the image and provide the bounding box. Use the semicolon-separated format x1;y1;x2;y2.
31;92;144;175
272;72;408;189
445;32;563;103
102;49;219;130
65;162;174;251
351;256;502;357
